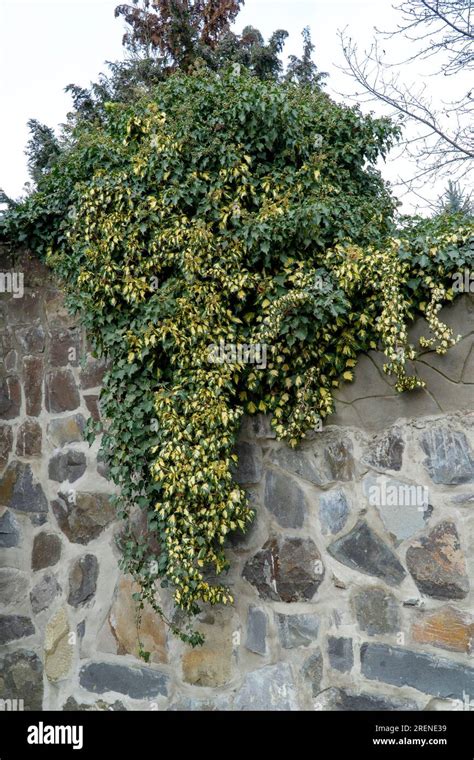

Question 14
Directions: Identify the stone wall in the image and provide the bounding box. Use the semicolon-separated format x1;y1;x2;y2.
0;249;473;712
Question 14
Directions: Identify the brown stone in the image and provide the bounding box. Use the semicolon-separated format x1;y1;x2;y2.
44;606;73;682
49;329;82;367
84;395;100;421
80;358;108;390
23;357;43;416
103;576;167;664
412;606;474;654
181;611;234;687
0;330;13;359
7;292;41;325
0;376;21;419
406;521;469;600
45;368;80;413
32;532;62;571
44;290;76;329
52;492;115;544
47;414;85;446
16;420;42;457
0;424;13;469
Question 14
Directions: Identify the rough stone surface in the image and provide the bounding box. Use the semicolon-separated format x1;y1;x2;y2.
234;663;298;710
406;521;469;600
361;642;474;699
79;661;169;699
0;614;35;644
0;508;20;547
52;492;115;544
243;537;325;602
319;489;349;535
47;414;85;446
421;427;474;484
0;462;48;513
23;357;43;416
16;419;42;457
363;475;429;542
0;650;43;710
84;395;100;422
264;470;306;528
62;697;126;711
328;636;353;672
231;442;262;484
276;613;320;649
302;649;324;697
0;568;28;607
17;326;45;354
0;423;13;469
80;358;107;389
30;572;62;614
44;606;73;682
363;428;404;471
45;368;80;413
328;521;406;586
0;375;21;419
181;612;234;687
411;606;474;654
246;606;267;655
314;687;418;711
32;532;62;571
269;448;320;484
352;587;400;636
48;450;86;483
68;554;99;607
49;329;81;366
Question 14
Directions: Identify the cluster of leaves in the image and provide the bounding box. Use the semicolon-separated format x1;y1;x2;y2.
1;67;473;647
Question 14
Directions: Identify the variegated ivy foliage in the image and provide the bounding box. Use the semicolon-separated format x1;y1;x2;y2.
4;69;473;646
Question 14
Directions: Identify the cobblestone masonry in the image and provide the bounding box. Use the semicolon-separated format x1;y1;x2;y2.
0;249;473;711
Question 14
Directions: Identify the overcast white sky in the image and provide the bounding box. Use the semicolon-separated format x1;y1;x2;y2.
0;0;468;211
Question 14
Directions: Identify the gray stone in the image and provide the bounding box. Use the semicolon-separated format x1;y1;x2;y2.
269;448;321;484
0;614;35;644
0;509;20;547
352;587;400;636
231;442;262;484
0;650;43;710
319;489;349;535
45;368;80;413
48;450;86;483
5;350;17;372
62;697;126;711
242;536;325;602
79;661;169;699
314;687;419;711
421;427;474;484
77;620;86;640
451;492;474;506
264;470;306;528
30;572;61;613
406;520;469;600
234;663;298;710
328;636;353;672
245;606;267;655
361;643;474;699
328;520;406;586
32;532;62;571
0;375;21;419
168;695;232;711
7;292;41;324
17;326;45;354
363;475;429;542
68;554;99;607
302;649;323;696
276;613;320;649
0;568;28;607
0;462;48;513
52;492;115;544
363;428;404;471
47;414;86;446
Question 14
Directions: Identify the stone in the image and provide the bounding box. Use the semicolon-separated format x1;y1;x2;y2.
181;611;234;687
0;461;48;513
79;661;169;699
363;475;429;542
0;650;43;711
319;489;349;535
360;642;474;699
0;568;28;607
16;419;42;457
406;521;469;600
411;606;474;654
5;350;17;372
231;442;262;484
242;536;325;602
44;606;74;682
0;615;35;644
0;330;13;359
269;448;321;484
80;358;107;389
328;520;406;586
0;423;13;469
68;554;99;607
77;620;86;640
7;292;41;324
48;450;86;483
328;636;353;672
23;357;43;416
321;434;356;481
0;375;21;419
168;695;232;711
234;663;298;710
105;576;167;664
44;290;76;329
0;509;20;547
45;368;80;413
49;328;82;366
246;606;267;655
32;532;62;570
264;469;306;528
84;394;100;422
30;572;61;614
302;649;323;697
17;326;45;354
451;492;474;506
420;427;474;484
52;492;115;544
314;687;418;711
47;414;85;446
351;587;400;636
363;428;404;471
276;613;320;649
62;697;126;711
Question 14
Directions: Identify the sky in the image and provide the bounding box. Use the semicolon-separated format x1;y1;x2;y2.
0;0;468;212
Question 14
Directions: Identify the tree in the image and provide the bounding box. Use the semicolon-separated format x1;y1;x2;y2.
25;119;61;185
341;0;473;192
437;180;472;215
